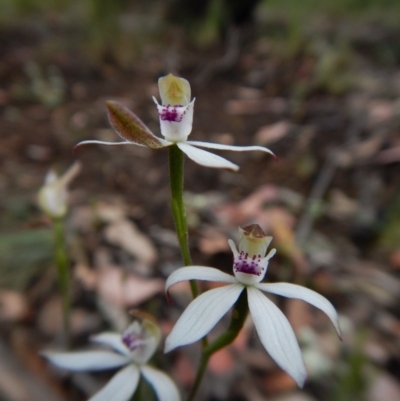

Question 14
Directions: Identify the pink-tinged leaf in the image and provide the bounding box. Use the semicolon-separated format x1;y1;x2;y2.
106;101;169;149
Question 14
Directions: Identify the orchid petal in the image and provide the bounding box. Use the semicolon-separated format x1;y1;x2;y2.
106;101;170;149
141;365;181;401
91;333;130;356
166;266;238;294
42;351;130;371
37;180;67;218
73;140;136;151
158;74;191;106
165;284;244;352
247;287;307;387
88;365;139;401
257;283;341;338
155;99;195;142
186;141;275;157
58;161;81;187
177;143;239;171
122;320;160;365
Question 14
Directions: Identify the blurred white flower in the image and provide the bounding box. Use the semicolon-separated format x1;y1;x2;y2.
37;161;81;219
164;224;341;387
74;74;274;171
43;317;180;401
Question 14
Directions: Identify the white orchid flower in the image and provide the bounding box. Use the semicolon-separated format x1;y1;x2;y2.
43;317;180;401
74;74;274;171
164;224;341;387
37;161;81;219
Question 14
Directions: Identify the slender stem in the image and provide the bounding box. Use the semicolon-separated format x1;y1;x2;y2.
53;218;70;347
186;290;249;401
168;145;198;298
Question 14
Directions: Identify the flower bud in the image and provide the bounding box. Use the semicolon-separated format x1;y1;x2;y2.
38;162;81;219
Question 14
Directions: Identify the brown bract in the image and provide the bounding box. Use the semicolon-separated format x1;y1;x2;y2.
106;101;165;149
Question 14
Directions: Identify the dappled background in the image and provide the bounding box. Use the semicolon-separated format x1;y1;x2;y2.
1;0;400;400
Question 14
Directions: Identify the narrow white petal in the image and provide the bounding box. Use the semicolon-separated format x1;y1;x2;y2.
177;143;239;171
91;333;130;356
88;365;139;401
166;266;238;294
228;239;239;257
75;140;135;147
43;351;130;371
247;287;307;387
186;141;275;157
165;284;244;353
59;161;81;187
73;139;171;150
141;365;181;401
257;283;341;338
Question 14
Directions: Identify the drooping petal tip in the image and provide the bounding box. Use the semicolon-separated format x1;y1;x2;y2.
247;287;307;387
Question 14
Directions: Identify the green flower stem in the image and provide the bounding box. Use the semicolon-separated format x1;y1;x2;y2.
168;145;198;298
186;290;249;401
53;218;70;347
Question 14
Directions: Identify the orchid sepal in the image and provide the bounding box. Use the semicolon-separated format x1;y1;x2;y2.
158;74;191;106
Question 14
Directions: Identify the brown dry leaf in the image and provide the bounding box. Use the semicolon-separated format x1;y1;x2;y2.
74;263;98;290
364;339;390;365
262;371;297;393
104;218;157;266
173;353;196;387
268;208;308;274
225;98;287;115
327;189;359;220
367;372;400;401
209;328;248;375
286;299;312;333
69;205;96;232
389;249;400;270
95;199;129;223
209;348;234;375
268;392;317;401
342;261;400;305
254;121;293;146
366;99;395;128
236;86;264;100
198;227;230;255
336;136;385;167
215;185;278;225
0;330;63;401
374;313;400;337
375;145;400;164
97;265;164;307
0;290;28;321
38;297;101;336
